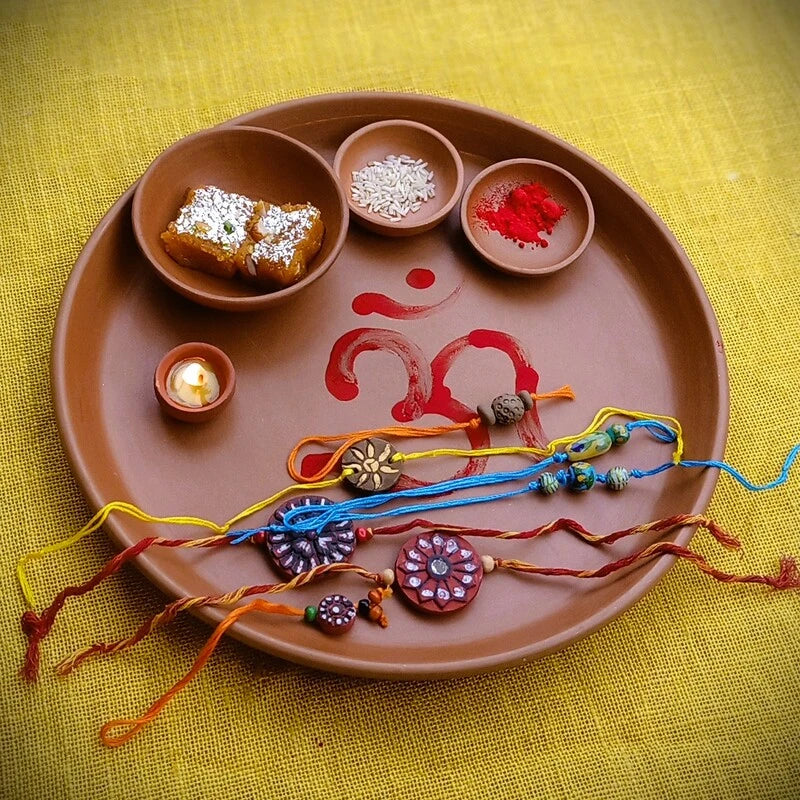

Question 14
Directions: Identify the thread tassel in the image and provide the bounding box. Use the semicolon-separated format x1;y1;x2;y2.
99;600;304;747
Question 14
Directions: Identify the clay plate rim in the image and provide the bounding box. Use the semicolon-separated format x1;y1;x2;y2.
131;125;350;312
51;92;729;680
460;158;596;275
332;118;465;236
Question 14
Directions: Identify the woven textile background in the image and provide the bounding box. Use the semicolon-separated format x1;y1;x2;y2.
1;0;798;798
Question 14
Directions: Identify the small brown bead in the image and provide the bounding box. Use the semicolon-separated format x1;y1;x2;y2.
491;393;526;425
368;604;383;622
355;526;374;543
367;588;383;605
477;403;496;426
380;568;395;588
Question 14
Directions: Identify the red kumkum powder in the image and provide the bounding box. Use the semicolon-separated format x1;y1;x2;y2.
475;182;566;248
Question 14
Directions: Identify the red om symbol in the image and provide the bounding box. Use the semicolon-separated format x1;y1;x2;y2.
322;326;548;489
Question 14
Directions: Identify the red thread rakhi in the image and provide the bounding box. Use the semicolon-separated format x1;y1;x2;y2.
25;513;798;680
23;423;800;684
36;512;798;748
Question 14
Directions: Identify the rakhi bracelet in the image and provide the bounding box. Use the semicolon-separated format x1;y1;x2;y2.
39;513;799;748
25;470;800;687
19;425;797;670
21;561;395;684
22;420;793;634
287;385;577;483
289;402;687;491
17;414;681;675
246;419;677;544
241;437;799;563
97;596;391;748
17;404;681;607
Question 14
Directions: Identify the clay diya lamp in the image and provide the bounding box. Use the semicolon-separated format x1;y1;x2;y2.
154;342;235;423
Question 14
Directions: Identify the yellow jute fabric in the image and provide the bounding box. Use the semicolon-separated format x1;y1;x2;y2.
1;0;799;797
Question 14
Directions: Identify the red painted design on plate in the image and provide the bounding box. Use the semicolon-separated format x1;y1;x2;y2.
300;452;337;480
351;283;461;320
405;268;436;289
324;326;546;488
325;328;432;422
430;329;545;449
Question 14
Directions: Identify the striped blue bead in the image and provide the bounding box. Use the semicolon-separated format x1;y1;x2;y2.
538;472;559;495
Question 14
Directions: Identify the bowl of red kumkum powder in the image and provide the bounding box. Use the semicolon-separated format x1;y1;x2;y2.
461;159;594;276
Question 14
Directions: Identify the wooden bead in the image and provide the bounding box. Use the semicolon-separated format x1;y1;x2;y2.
477;402;496;426
480;555;496;573
368;604;383;622
490;393;526;425
518;390;534;410
478;392;532;426
316;594;356;635
250;530;266;546
355;526;373;543
380;568;395;587
367;588;383;605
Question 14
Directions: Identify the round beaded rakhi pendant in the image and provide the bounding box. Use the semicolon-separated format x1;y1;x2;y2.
341;437;402;493
265;495;356;577
315;594;357;635
395;533;484;614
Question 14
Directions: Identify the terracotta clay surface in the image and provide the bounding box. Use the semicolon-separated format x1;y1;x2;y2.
153;341;236;423
333;119;464;236
52;93;728;679
132;126;349;311
461;159;595;275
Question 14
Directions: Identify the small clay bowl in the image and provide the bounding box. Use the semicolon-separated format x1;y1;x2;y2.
333;119;464;237
133;126;349;312
461;159;595;276
154;342;235;423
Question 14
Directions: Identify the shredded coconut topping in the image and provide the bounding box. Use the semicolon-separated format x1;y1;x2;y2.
249;204;320;271
350;154;436;222
173;185;255;252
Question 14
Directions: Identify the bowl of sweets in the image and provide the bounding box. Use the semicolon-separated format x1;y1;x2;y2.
133;126;349;311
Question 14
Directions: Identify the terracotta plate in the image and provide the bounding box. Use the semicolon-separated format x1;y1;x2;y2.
52;93;728;679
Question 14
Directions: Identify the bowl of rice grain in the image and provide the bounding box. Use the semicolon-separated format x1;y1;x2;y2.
333;119;464;237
